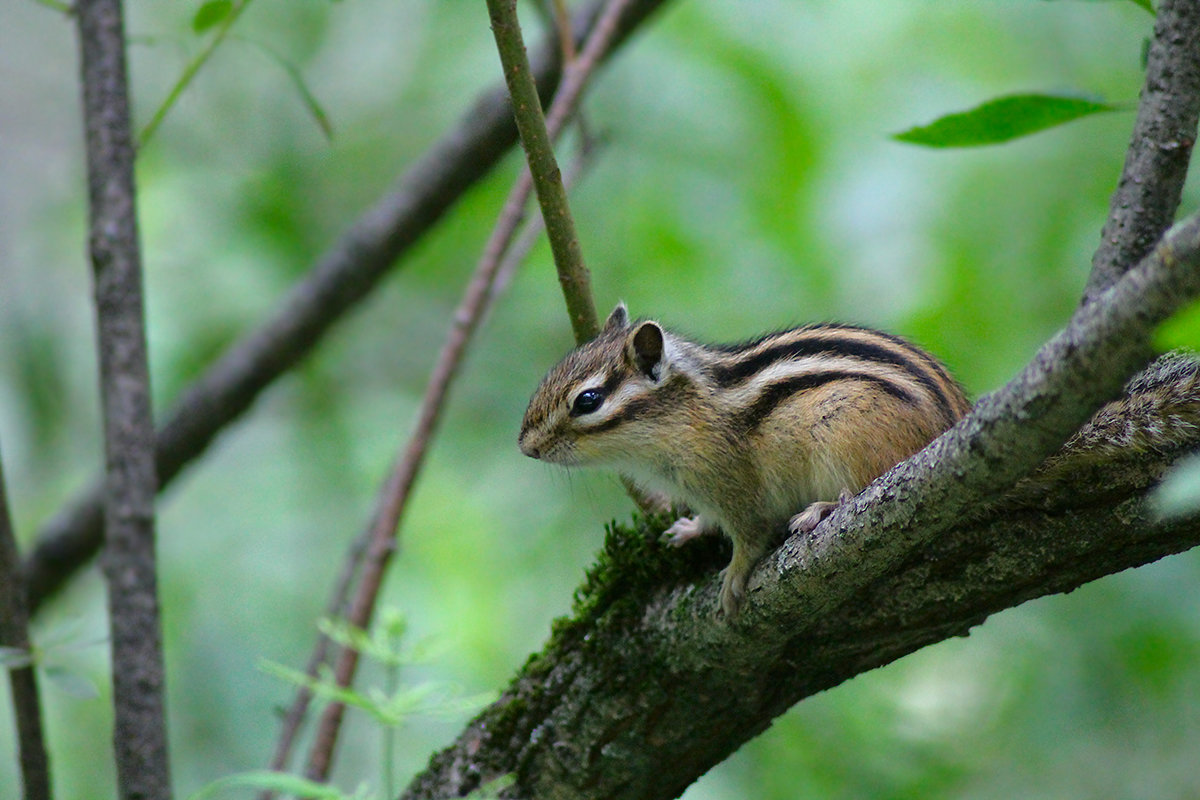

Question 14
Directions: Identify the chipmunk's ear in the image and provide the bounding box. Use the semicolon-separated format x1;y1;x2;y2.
604;302;630;332
627;321;665;381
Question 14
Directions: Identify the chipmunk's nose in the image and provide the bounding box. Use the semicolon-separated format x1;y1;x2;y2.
518;433;540;459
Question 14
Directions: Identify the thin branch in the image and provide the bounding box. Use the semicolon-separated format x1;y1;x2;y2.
493;134;601;299
401;210;1200;799
488;0;599;343
551;0;577;64
22;0;673;617
0;455;53;800
271;148;597;799
1081;0;1200;303
257;151;592;791
299;5;631;772
257;529;367;799
302;181;530;784
76;1;171;799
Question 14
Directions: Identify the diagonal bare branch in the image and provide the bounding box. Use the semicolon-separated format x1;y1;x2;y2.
22;0;676;615
1082;0;1200;303
0;454;52;800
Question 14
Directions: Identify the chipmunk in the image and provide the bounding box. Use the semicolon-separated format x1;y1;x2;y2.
519;304;970;618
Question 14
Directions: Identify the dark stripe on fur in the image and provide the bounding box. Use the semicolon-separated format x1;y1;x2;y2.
736;370;917;432
711;327;957;426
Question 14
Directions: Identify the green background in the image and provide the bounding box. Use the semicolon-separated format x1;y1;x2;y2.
3;1;1199;798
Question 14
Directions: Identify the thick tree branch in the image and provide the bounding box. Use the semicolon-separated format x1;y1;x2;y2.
402;214;1200;798
22;0;676;614
76;0;171;798
0;457;53;800
1082;0;1200;302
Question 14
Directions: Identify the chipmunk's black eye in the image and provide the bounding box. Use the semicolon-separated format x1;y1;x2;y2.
571;388;605;416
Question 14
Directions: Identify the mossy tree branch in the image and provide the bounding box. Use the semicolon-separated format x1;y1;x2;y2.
400;210;1200;797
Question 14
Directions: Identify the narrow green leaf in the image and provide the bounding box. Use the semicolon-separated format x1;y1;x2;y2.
193;0;234;33
893;94;1119;148
186;770;357;800
239;38;335;141
30;0;74;13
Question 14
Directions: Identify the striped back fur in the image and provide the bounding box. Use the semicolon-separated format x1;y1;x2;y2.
519;304;968;476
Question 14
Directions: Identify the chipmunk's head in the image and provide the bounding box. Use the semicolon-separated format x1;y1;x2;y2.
519;303;682;467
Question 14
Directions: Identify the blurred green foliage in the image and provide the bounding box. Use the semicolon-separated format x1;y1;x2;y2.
2;1;1199;799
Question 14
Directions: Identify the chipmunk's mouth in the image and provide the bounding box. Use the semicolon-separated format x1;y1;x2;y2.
518;433;541;459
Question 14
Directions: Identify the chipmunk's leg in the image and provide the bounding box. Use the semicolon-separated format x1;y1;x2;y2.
661;514;719;547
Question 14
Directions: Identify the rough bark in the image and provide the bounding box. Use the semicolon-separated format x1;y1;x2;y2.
77;0;171;797
0;457;52;800
1081;0;1200;303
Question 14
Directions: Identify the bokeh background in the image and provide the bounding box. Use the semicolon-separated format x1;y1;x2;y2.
4;1;1200;798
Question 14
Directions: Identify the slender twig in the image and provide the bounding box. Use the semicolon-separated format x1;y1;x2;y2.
137;0;253;147
492;135;600;299
260;140;600;798
1081;0;1200;303
301;145;540;788
76;1;171;799
551;0;577;63
0;455;53;800
22;0;672;617
488;0;599;343
299;0;638;779
256;530;367;800
298;123;597;788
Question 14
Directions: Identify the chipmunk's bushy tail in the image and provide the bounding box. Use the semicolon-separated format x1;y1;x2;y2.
1065;352;1200;461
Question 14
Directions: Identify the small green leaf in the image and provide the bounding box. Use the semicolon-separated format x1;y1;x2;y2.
894;94;1120;148
186;770;356;800
43;665;100;699
30;0;74;13
193;0;234;33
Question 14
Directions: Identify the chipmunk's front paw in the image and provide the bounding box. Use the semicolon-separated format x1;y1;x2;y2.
661;515;713;547
788;489;853;535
